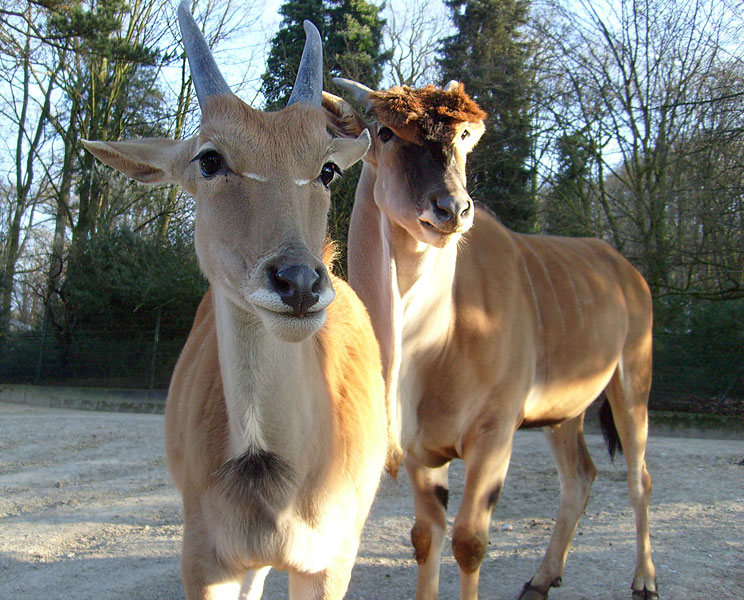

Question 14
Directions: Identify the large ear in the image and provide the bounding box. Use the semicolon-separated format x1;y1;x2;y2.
328;130;371;171
81;138;192;185
322;91;367;139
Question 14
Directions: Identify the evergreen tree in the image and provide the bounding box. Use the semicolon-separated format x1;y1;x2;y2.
438;0;536;232
261;0;325;110
544;131;596;237
327;0;388;87
261;0;388;110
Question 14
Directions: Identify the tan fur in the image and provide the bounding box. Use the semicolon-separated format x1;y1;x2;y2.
166;270;387;586
341;81;658;600
85;92;387;600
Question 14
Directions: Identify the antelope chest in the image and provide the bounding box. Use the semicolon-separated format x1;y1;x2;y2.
398;294;467;464
204;471;360;574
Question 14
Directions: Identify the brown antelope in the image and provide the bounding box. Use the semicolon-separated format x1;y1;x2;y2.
324;79;658;600
82;5;390;599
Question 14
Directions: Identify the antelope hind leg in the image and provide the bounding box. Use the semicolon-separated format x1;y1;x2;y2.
520;414;596;599
605;364;658;599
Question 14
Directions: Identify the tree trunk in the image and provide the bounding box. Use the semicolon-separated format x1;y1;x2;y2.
0;214;22;339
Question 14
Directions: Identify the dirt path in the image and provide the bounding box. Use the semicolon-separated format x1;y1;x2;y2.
0;402;742;599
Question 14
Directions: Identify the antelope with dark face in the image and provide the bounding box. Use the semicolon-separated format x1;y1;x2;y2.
83;5;389;598
324;79;658;600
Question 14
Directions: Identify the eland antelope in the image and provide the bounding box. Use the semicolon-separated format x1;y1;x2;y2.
324;80;658;600
83;5;390;599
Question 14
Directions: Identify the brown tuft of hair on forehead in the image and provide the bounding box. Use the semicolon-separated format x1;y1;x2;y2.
368;83;487;145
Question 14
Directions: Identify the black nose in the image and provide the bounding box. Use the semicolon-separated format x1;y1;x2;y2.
430;194;472;224
267;264;323;316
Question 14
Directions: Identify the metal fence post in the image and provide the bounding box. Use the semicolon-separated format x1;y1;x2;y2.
34;303;50;385
713;362;744;414
148;307;162;390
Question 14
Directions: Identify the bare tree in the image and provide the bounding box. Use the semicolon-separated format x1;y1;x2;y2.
382;0;450;87
534;0;744;304
0;1;57;337
0;0;261;335
154;0;261;240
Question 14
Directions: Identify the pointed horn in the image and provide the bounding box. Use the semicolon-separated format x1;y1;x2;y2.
333;77;374;111
287;21;323;107
177;1;231;110
444;80;460;92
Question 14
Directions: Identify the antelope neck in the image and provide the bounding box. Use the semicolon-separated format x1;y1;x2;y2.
384;216;458;304
212;286;323;461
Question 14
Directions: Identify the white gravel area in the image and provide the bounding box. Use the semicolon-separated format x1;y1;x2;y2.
1;402;742;599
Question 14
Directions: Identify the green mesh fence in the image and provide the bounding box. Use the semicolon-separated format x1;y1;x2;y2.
1;306;742;415
1;316;189;390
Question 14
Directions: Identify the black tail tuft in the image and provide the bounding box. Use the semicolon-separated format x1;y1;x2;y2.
598;396;623;461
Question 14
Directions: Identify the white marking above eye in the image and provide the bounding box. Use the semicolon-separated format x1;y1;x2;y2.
294;179;311;186
242;172;269;182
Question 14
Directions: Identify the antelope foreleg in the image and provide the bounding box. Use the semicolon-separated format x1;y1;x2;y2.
288;554;355;600
452;430;514;600
239;567;271;600
405;455;450;600
180;506;233;600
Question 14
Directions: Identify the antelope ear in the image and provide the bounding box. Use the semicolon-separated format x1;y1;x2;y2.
328;130;371;171
82;138;192;185
322;91;367;139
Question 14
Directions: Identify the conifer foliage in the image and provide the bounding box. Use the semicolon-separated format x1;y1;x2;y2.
261;0;388;110
438;0;536;232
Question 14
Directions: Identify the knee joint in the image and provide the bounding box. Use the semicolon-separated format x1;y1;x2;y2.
451;525;487;574
642;469;652;495
411;521;433;564
586;461;597;486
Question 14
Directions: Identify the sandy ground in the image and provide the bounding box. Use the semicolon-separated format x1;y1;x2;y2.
0;401;742;600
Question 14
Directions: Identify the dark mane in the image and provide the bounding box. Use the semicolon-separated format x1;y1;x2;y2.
369;83;486;144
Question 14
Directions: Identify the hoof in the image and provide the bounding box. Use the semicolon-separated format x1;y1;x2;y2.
632;586;659;600
519;577;561;600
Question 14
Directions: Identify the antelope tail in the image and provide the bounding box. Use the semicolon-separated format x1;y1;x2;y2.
599;396;623;461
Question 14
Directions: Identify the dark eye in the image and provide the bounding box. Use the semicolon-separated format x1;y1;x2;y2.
378;126;394;143
461;129;470;140
199;150;223;178
319;162;340;187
